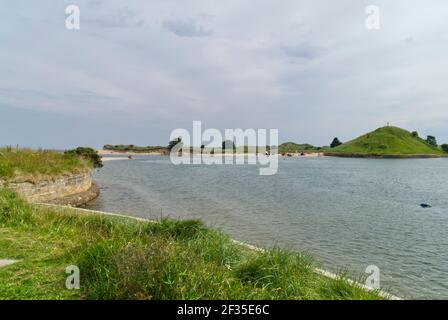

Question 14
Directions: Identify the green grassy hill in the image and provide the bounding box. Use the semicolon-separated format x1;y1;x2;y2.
279;142;326;153
327;126;445;157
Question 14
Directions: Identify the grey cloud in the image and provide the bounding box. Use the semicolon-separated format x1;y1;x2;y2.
162;18;212;37
1;0;448;148
282;45;322;59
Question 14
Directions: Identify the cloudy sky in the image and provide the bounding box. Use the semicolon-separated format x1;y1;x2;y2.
1;0;447;149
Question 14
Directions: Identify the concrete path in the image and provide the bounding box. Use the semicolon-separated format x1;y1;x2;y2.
0;259;17;268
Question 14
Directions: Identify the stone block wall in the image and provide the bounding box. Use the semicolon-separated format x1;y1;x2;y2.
0;171;93;203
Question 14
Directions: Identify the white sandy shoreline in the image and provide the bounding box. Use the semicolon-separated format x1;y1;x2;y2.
99;150;324;159
101;157;131;162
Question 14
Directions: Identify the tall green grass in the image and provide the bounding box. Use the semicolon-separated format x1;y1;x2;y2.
0;147;91;181
0;189;386;300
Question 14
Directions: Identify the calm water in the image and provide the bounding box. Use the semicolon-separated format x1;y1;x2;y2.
85;155;448;299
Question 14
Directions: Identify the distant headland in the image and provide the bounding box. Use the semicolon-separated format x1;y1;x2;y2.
101;126;448;159
101;144;169;155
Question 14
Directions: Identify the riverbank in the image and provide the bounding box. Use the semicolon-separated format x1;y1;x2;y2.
101;157;132;162
100;151;324;158
324;152;447;159
0;189;386;300
98;149;167;156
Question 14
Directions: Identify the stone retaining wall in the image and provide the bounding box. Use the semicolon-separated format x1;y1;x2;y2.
0;171;94;204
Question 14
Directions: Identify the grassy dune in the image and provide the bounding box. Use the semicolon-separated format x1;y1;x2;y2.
328;126;445;156
279;142;326;154
0;147;91;181
0;189;384;300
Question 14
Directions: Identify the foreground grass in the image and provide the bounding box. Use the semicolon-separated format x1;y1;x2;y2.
0;189;384;300
0;147;91;181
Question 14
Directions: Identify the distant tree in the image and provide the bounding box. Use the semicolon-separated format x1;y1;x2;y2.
222;140;236;152
65;147;103;168
330;137;342;148
441;144;448;153
168;137;183;151
201;145;205;154
411;131;419;138
426;135;438;147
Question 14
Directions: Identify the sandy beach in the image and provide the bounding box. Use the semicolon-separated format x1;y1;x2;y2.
101;157;131;162
97;149;167;156
99;149;324;158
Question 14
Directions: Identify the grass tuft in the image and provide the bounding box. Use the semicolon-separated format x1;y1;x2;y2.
142;218;208;240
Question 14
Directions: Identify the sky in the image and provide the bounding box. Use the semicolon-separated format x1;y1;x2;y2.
1;0;448;149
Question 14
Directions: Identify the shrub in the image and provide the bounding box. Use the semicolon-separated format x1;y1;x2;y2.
168;137;183;151
426;135;438;147
441;144;448;153
330;137;342;148
65;147;103;168
222;140;236;152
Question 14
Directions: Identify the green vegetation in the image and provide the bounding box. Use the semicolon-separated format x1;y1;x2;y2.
426;135;438;147
168;137;183;152
222;140;236;152
441;144;448;153
327;126;445;157
278;142;325;154
330;138;342;148
0;189;384;300
0;147;92;181
104;144;169;153
64;147;103;168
